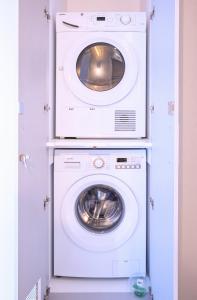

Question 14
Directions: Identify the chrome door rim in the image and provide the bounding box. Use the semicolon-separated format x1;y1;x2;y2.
75;184;124;233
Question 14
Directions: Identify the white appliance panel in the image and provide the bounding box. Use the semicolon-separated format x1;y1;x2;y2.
56;12;146;138
54;149;146;278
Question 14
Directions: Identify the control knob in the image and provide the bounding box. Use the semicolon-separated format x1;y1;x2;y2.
120;15;131;25
93;158;105;169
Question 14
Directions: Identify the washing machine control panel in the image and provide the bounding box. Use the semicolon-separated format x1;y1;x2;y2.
55;151;145;172
90;155;143;170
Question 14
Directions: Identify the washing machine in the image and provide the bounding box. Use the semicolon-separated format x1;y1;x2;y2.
56;12;146;139
54;149;146;278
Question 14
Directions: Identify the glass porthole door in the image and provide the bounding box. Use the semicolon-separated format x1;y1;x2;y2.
76;43;125;92
76;184;124;233
60;174;139;252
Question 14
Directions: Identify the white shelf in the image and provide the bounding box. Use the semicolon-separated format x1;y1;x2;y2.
46;139;152;149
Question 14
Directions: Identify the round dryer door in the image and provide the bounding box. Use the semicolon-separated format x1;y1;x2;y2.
76;43;125;92
63;33;138;106
61;174;139;252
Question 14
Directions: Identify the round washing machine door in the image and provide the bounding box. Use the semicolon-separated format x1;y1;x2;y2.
61;174;139;252
63;35;138;106
76;184;124;233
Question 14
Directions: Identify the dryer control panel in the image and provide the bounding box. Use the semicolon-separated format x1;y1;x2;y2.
56;12;146;32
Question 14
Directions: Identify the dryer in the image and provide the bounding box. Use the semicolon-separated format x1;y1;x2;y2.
54;149;146;278
56;12;146;138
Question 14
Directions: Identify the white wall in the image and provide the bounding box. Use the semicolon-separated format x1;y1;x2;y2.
179;1;197;299
52;0;148;13
0;1;18;300
66;0;147;11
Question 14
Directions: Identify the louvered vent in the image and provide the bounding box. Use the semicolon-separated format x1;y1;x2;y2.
115;110;136;131
26;279;41;300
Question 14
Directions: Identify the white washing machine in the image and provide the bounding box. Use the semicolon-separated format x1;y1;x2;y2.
54;149;146;278
56;12;146;138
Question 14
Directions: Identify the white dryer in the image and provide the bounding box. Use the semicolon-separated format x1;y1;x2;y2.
54;149;146;278
56;12;146;138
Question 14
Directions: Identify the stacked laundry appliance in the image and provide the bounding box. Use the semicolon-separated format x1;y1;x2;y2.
54;12;147;279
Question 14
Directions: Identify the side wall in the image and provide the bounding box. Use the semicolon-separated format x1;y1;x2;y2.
148;0;175;299
179;1;197;299
0;1;18;300
19;1;50;299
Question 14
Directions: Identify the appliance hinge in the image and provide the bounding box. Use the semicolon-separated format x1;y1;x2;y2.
43;286;50;300
149;197;155;210
149;105;155;114
168;101;175;115
44;8;51;21
43;196;50;210
44;104;51;112
150;6;155;21
149;286;154;299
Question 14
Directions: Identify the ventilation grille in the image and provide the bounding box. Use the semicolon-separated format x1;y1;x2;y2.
115;110;136;131
26;279;41;300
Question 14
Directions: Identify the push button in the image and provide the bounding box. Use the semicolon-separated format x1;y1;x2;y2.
116;165;121;169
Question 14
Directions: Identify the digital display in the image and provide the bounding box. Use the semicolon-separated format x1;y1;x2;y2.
117;158;127;163
97;17;105;21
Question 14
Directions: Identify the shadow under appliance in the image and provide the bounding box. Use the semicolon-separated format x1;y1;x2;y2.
56;12;146;138
54;149;146;278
